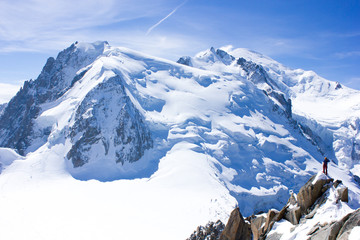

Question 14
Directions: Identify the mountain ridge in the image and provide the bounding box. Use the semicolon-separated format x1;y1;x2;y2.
0;41;359;240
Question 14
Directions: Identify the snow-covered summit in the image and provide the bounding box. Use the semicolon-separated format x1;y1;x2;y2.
0;41;359;240
179;45;360;169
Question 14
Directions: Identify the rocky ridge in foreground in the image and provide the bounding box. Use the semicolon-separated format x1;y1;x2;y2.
187;172;359;240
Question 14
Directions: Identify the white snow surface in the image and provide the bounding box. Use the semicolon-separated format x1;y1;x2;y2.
349;226;360;240
0;147;24;168
223;45;360;168
0;42;360;240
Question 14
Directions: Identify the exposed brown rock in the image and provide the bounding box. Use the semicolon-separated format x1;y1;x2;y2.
263;209;278;233
297;174;333;215
336;208;360;240
308;221;343;240
336;187;348;203
284;206;301;225
250;214;266;240
251;216;266;240
333;180;342;188
250;208;281;240
307;207;360;240
274;205;287;222
220;208;251;240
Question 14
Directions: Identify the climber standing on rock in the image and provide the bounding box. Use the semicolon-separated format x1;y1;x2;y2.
323;157;330;176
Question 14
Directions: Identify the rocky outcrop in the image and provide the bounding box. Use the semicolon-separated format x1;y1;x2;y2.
177;56;193;67
308;221;343;240
0;41;107;154
0;103;6;116
67;76;153;168
233;173;348;239
187;173;354;240
219;208;251;240
250;214;266;240
187;220;225;240
249;209;279;240
308;208;360;240
336;208;360;240
297;174;333;215
236;57;279;92
236;57;292;119
249;173;352;239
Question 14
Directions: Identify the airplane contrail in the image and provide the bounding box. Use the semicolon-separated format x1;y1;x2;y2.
146;0;188;35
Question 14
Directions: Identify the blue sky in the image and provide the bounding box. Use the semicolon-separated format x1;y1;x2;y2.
0;0;359;96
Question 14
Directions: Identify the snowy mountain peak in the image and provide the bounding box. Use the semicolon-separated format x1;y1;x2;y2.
0;41;359;240
192;46;236;66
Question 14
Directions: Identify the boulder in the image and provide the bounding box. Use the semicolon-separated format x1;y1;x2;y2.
336;187;348;203
297;174;333;215
308;221;343;240
263;209;278;233
307;208;360;240
333;180;342;188
249;209;280;240
274;205;287;222
284;206;302;225
336;208;360;240
333;180;348;203
250;215;265;240
250;214;266;240
220;208;251;240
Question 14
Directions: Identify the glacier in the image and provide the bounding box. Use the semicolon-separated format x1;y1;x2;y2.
0;41;359;240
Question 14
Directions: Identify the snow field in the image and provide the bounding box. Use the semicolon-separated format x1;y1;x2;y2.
0;142;236;240
0;42;360;240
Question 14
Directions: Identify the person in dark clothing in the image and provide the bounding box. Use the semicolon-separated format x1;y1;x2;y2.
323;157;330;175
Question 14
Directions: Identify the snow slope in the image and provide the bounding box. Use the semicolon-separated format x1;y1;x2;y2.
0;42;359;240
224;46;360;169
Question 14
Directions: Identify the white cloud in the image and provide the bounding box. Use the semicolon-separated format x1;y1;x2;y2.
0;83;21;104
232;37;315;58
94;30;204;60
0;0;178;52
334;51;360;59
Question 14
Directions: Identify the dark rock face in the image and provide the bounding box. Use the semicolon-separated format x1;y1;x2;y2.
237;58;278;90
236;57;292;119
215;49;235;65
219;208;251;240
0;81;40;154
187;220;225;240
335;82;342;90
0;103;6;116
0;42;107;155
351;139;360;161
67;76;153;168
177;56;193;67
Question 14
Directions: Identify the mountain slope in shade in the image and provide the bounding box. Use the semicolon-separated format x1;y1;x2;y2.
0;42;359;240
